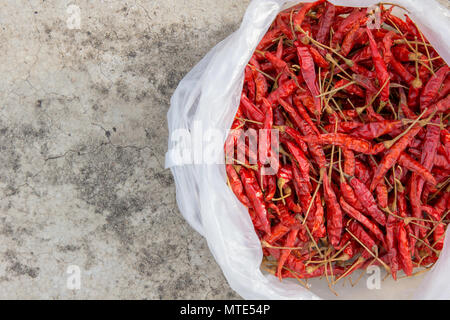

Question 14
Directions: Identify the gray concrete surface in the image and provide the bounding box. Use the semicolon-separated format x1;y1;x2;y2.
0;0;249;299
2;0;448;300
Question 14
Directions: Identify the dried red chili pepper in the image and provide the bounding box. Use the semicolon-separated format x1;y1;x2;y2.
240;168;271;235
366;28;390;102
323;170;343;247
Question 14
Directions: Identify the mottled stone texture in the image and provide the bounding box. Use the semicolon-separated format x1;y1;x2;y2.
0;0;249;299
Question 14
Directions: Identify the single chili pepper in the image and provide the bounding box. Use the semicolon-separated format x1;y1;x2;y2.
350;63;375;78
420;65;450;109
398;87;416;119
340;197;385;245
292;163;313;214
352;73;378;93
311;194;326;238
275;37;283;60
370;125;423;191
256;28;282;51
295;44;321;117
240;92;265;123
434;153;450;170
385;13;410;35
348;220;377;259
249;57;269;104
348;176;387;226
262;51;288;74
351;120;403;140
334;79;365;98
404;14;420;38
293;0;325;32
315;1;335;48
422;94;450;118
268;79;297;105
375;181;388;209
397;221;413;276
308;45;329;69
226;164;252;207
244;66;256;102
340;21;360;57
390;58;415;85
277;227;300;279
323;121;364;134
259;98;273;166
336;232;358;259
283;139;311;190
407;83;421;109
305;133;381;155
323;170;343;247
354;158;372;187
397;152;437;186
436;77;450;101
264;175;277;202
282;129;308;155
239;168;271;234
366;28;390;102
284;186;303;213
292;93;321;135
276;14;294;40
385;213;399;280
342;148;355;177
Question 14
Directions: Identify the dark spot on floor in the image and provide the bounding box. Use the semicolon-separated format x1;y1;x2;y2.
8;262;40;278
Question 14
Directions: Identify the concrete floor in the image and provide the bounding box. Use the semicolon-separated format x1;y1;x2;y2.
0;0;249;299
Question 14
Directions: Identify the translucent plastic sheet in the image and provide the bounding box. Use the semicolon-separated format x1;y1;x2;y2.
166;0;450;299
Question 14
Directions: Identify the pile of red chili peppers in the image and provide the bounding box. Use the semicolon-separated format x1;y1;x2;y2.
225;1;449;290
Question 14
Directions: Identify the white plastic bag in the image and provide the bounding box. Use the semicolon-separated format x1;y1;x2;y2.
166;0;450;299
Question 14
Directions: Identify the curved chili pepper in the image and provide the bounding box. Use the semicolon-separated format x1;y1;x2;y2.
348;220;377;259
351;120;403;140
366;28;390;102
226;164;251;208
292;93;321;135
370;125;423;191
340;21;360;57
315;1;335;48
422;94;450;118
420;65;450;109
332;8;366;47
340;197;385;246
305;133;381;155
375;181;388;209
293;0;325;32
308;45;329;69
323;170;343;247
277;227;300;279
296;44;321;117
240;168;271;234
398;152;437;186
397;221;413;276
240;92;265;123
349;176;387;226
283;139;311;190
292;163;313;214
268;79;297;105
334;78;365;98
386;214;399;280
